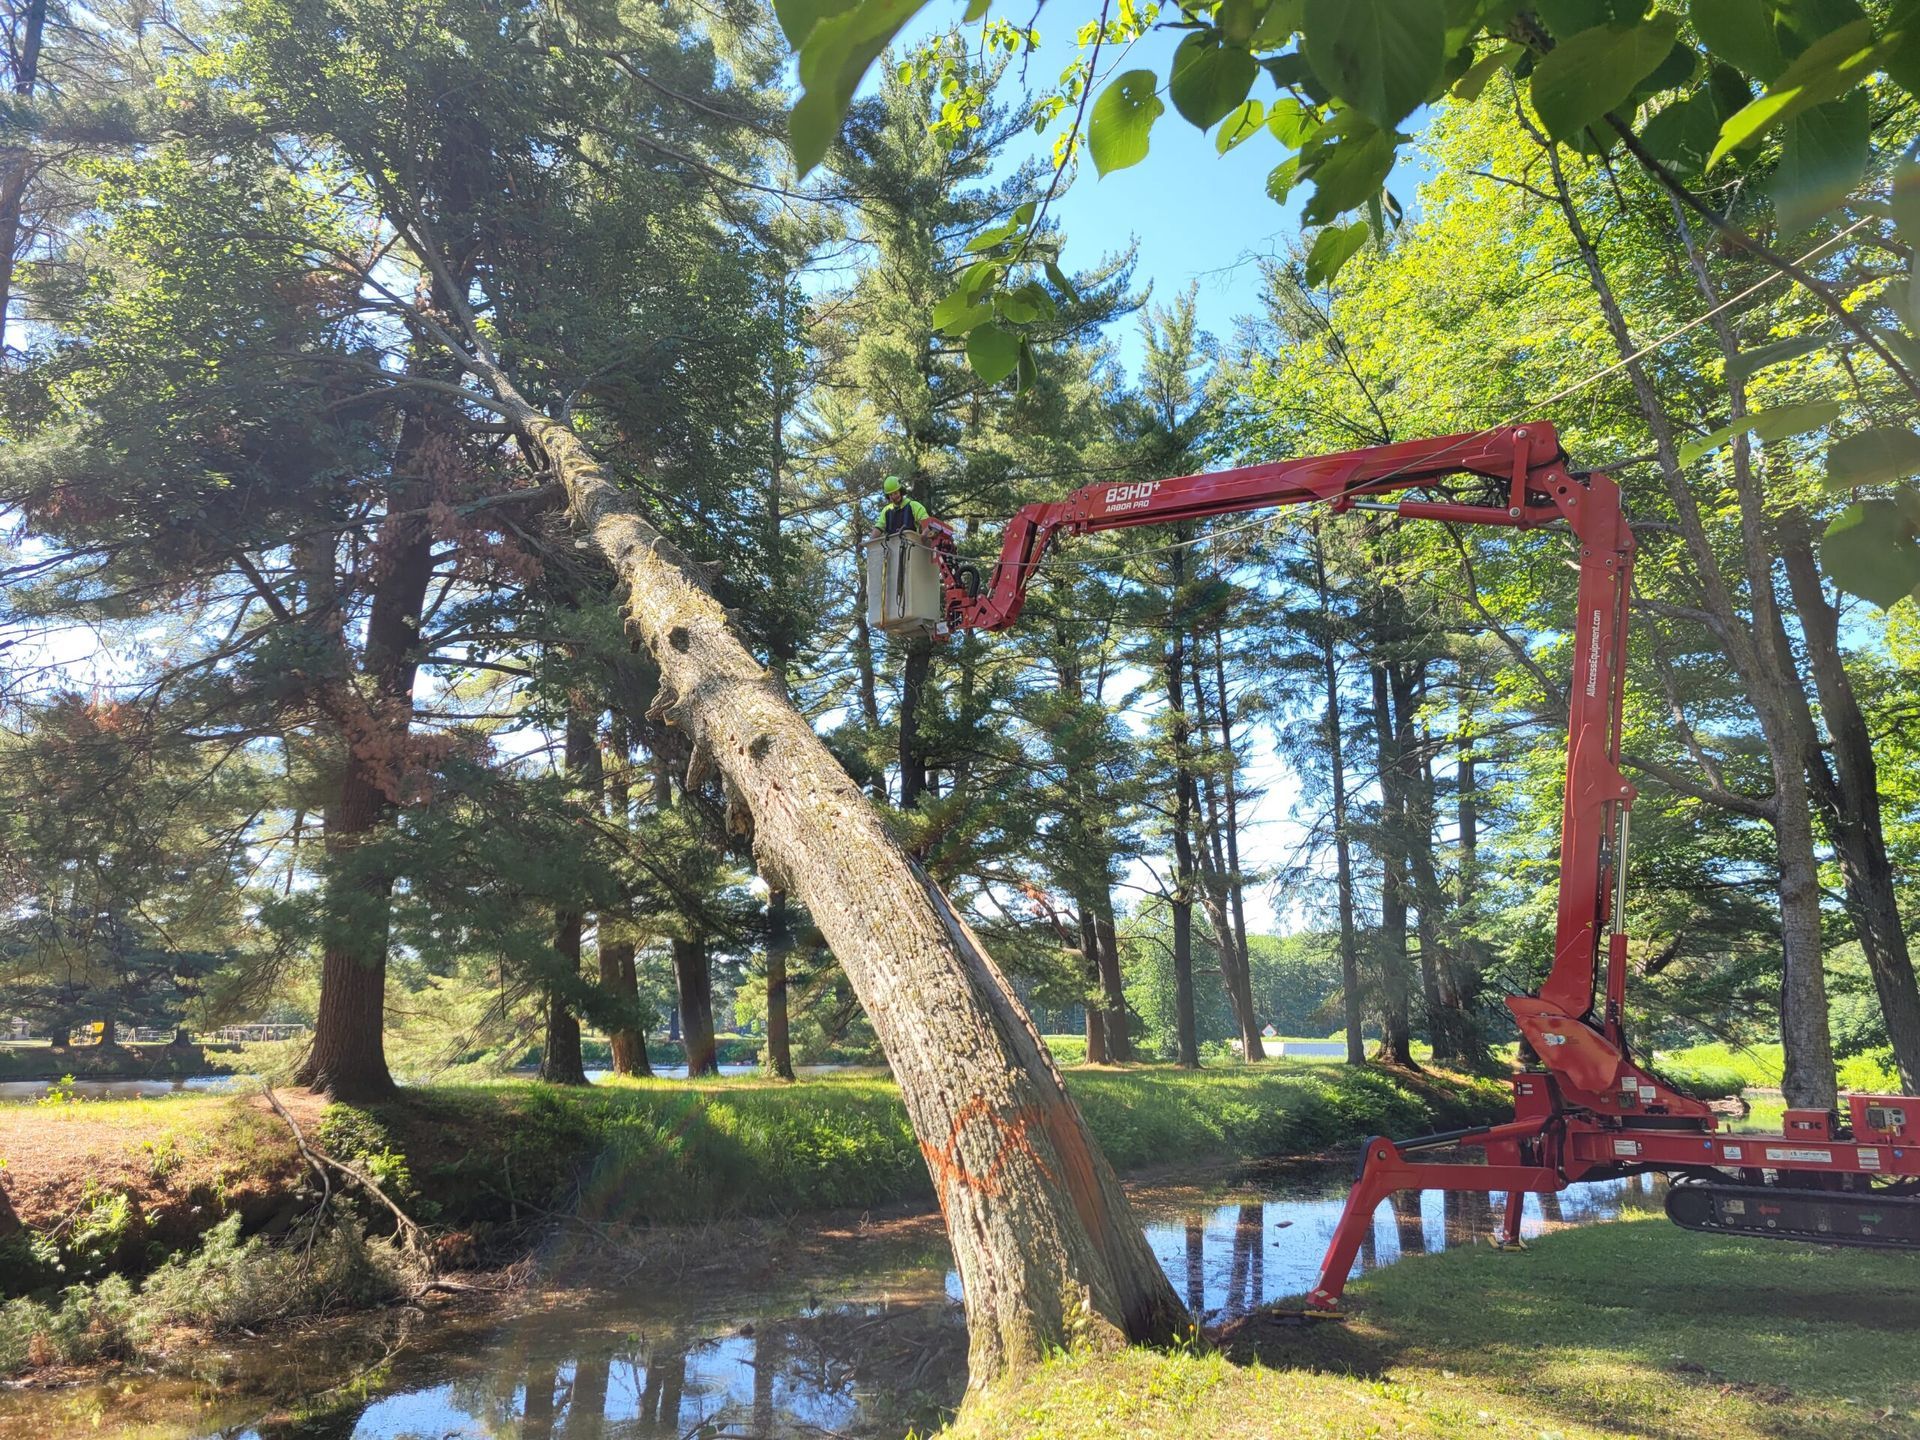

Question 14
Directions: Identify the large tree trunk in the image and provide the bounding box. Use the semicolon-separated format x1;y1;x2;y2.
899;636;932;808
473;380;1187;1379
1079;904;1110;1065
764;890;795;1080
1779;511;1920;1091
540;707;596;1087
297;488;437;1101
0;0;46;346
1313;527;1366;1067
599;720;650;1077
1369;662;1414;1066
1212;640;1262;1060
1166;594;1201;1070
672;935;719;1078
849;508;883;742
1190;647;1262;1060
1090;889;1131;1063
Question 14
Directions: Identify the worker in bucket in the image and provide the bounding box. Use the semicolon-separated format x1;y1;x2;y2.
875;475;929;535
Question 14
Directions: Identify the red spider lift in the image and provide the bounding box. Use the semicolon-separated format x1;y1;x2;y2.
887;422;1920;1309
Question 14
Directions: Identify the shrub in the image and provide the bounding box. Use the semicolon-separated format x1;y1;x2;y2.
1657;1062;1746;1100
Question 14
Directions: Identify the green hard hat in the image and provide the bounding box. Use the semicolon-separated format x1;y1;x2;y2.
882;475;902;493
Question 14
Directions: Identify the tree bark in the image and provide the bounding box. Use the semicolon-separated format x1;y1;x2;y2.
1212;640;1261;1060
0;0;47;347
457;352;1190;1383
1369;661;1414;1066
1190;645;1262;1060
1090;890;1130;1063
672;935;718;1078
899;635;932;808
296;487;437;1101
1313;526;1366;1067
1166;593;1201;1070
849;508;882;740
764;889;795;1080
1079;904;1110;1065
598;720;649;1077
540;706;596;1087
1778;510;1920;1092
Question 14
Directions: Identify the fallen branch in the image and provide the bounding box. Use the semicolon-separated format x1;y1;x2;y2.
262;1084;430;1263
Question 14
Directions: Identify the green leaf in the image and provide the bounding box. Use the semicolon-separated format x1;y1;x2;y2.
1171;31;1258;129
1820;498;1920;609
1678;398;1843;465
1301;0;1445;131
1015;337;1039;394
789;0;930;175
1528;17;1681;144
1301;120;1396;223
933;264;1001;334
1532;0;1610;41
1088;69;1165;176
1689;0;1783;82
965;217;1020;253
1707;19;1877;168
1216;99;1268;153
1266;155;1303;204
1769;92;1868;234
966;324;1020;384
1825;427;1920;488
1266;97;1319;147
1882;0;1920;98
1636;41;1700;99
1043;260;1080;303
772;0;858;50
963;0;990;18
1452;44;1519;102
1220;0;1261;46
1640;92;1719;174
1304;219;1370;286
1252;0;1305;49
1726;331;1827;380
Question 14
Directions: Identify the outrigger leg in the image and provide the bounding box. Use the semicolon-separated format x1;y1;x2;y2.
1305;1119;1563;1311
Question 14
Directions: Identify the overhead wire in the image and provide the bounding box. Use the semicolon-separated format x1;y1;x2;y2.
986;211;1878;577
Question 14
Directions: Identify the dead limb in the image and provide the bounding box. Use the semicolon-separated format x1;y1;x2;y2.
262;1084;430;1263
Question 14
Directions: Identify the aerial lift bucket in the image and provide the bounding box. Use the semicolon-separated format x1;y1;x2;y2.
865;533;946;636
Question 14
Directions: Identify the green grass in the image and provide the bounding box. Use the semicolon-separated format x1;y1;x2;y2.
1657;1041;1902;1093
943;1213;1920;1440
342;1063;1507;1228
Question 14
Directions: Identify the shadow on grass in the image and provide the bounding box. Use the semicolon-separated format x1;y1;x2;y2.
1208;1215;1920;1440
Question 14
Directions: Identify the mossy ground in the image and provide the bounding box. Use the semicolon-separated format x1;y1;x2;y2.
943;1213;1920;1440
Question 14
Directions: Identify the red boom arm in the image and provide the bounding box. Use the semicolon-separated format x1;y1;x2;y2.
937;422;1665;1079
932;421;1918;1308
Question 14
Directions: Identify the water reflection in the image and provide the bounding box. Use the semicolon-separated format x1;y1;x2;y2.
3;1169;1662;1439
1139;1171;1663;1324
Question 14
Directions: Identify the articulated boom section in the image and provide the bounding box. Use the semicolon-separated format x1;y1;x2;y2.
935;421;1920;1311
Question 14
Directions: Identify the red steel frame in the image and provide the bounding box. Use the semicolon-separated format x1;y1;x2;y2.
934;422;1920;1310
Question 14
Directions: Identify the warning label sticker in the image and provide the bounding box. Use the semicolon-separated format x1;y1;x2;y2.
1722;1145;1743;1161
1613;1139;1641;1157
1857;1147;1882;1171
1764;1147;1833;1164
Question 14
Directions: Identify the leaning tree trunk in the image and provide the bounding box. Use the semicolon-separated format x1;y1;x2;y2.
467;372;1187;1378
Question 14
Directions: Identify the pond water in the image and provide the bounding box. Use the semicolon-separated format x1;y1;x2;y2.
2;1164;1663;1440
